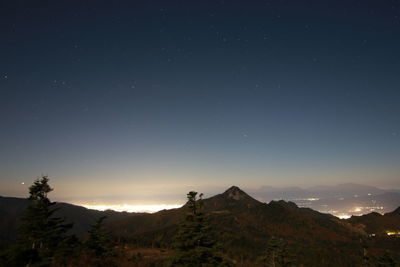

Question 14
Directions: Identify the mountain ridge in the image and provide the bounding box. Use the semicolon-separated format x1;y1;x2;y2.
107;186;371;266
1;186;400;266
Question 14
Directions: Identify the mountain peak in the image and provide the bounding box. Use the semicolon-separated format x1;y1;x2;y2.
223;186;253;201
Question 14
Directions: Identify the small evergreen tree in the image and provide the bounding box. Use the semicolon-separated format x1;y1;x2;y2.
16;176;73;266
169;191;229;266
84;215;116;265
258;236;297;267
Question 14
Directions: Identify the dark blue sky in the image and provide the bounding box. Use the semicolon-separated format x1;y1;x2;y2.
1;1;399;203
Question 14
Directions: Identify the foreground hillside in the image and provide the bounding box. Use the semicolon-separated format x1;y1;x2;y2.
1;186;400;266
108;186;400;266
348;207;400;236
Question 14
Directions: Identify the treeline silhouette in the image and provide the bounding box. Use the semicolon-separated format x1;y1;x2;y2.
1;176;399;266
0;176;117;266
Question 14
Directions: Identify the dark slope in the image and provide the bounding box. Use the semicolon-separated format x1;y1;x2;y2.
0;196;138;246
387;206;400;216
0;197;31;246
108;186;365;266
348;207;400;235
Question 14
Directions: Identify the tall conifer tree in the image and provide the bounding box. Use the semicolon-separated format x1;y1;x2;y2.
17;176;73;266
169;191;229;266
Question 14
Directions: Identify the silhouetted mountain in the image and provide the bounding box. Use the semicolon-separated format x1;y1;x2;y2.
108;186;368;266
0;196;139;246
208;185;261;208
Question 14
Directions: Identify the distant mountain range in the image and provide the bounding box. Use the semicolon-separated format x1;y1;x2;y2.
246;183;400;216
1;186;399;266
249;183;399;200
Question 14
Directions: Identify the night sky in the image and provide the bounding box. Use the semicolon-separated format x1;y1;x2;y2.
1;1;400;208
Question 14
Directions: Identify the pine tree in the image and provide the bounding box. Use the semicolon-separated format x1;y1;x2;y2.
258;236;297;267
16;176;73;266
84;215;116;266
169;191;229;266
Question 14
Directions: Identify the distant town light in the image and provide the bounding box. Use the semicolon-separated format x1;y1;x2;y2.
337;214;351;219
386;231;400;236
